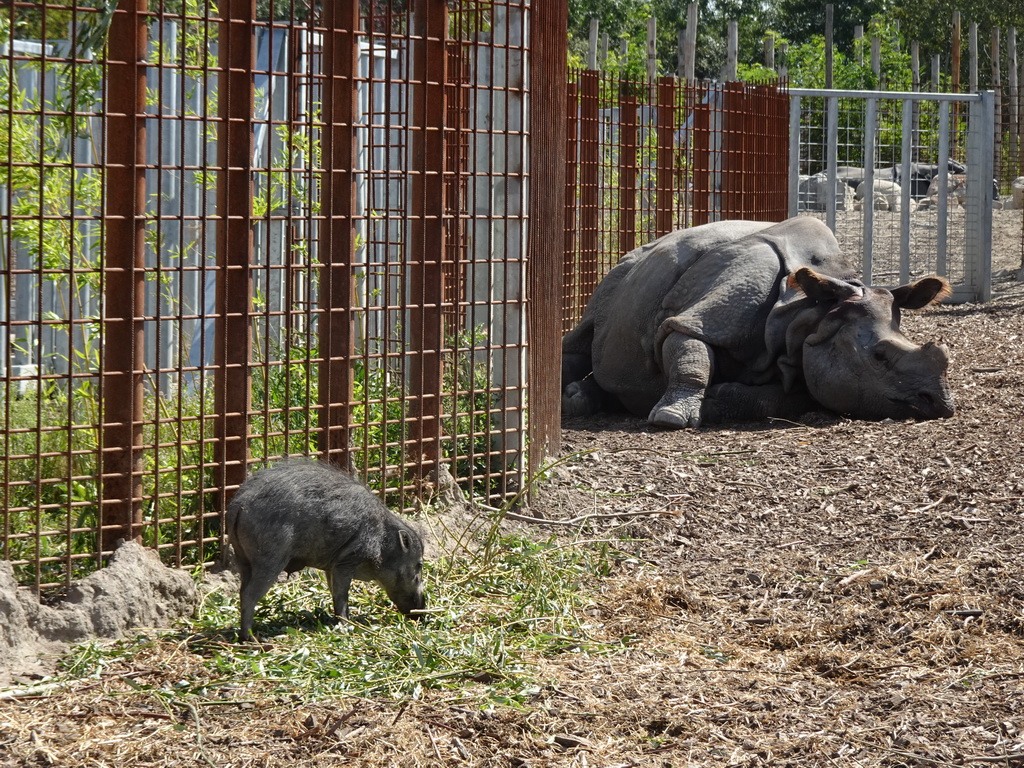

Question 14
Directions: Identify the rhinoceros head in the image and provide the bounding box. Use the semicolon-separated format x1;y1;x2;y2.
790;268;954;421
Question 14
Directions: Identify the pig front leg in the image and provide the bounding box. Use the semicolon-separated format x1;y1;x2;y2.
325;569;352;620
648;332;712;428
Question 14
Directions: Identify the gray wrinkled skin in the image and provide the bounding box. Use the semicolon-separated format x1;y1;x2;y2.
226;460;426;640
562;217;955;428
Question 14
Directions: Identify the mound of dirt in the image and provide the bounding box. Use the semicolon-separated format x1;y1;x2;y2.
0;542;199;683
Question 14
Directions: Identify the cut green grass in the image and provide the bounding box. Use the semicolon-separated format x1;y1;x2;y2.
54;523;630;707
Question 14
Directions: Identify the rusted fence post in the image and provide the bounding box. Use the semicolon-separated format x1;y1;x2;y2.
618;91;638;255
318;0;359;464
409;0;448;476
690;83;711;226
722;82;743;217
528;0;568;475
214;0;255;509
563;81;580;332
578;69;600;304
101;0;148;553
655;76;676;236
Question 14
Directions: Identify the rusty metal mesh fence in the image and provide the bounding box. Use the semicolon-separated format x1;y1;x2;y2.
0;0;566;589
562;71;789;332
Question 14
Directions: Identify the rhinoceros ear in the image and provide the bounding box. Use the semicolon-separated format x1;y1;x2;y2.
787;267;862;304
890;276;951;309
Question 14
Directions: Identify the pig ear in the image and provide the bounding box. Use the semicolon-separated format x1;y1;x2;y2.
890;276;951;309
787;267;861;304
398;529;412;552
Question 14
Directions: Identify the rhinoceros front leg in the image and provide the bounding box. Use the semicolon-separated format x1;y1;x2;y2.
648;331;712;428
701;382;819;424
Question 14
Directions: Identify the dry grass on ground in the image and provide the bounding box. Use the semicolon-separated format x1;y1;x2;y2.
1;214;1022;767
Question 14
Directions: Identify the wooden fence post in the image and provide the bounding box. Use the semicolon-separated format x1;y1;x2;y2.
952;11;961;92
824;5;833;89
1009;28;1020;178
969;23;978;92
647;17;658;81
724;20;738;81
682;2;698;81
993;28;1002;185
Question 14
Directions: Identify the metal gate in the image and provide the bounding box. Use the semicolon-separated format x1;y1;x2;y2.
788;88;995;302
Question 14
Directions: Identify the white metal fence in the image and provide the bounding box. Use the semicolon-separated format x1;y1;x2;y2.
788;88;995;303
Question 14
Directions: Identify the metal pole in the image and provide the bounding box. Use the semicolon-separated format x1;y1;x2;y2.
101;0;148;553
317;0;359;464
862;98;877;284
787;94;801;217
214;0;256;508
528;0;568;476
899;99;913;285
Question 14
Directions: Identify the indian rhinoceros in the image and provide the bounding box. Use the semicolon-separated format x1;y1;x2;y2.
561;217;954;428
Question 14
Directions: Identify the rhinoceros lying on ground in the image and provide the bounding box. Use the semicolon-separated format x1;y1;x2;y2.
562;217;955;428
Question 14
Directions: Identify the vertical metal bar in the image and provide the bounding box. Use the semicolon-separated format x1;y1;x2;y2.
409;0;448;474
618;92;638;255
899;98;913;284
936;99;950;276
318;0;359;464
966;92;994;302
862;97;877;284
655;76;675;235
101;0;148;553
527;0;567;478
788;93;801;217
214;0;255;507
825;95;838;232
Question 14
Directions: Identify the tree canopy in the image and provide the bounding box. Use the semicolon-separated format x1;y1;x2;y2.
568;0;1024;87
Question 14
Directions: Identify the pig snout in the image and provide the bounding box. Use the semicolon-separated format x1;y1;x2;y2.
390;586;427;619
378;526;427;619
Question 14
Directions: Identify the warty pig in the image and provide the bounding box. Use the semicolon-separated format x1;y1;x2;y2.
226;459;426;640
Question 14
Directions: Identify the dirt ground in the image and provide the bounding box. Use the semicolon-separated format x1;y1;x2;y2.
1;211;1022;767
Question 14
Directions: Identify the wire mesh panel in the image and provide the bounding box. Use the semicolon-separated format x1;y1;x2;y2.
789;88;994;302
562;70;789;333
0;0;546;589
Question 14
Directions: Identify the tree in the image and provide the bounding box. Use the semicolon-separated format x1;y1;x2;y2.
886;0;1024;89
773;0;884;57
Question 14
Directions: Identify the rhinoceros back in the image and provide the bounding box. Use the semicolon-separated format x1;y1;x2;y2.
588;220;775;415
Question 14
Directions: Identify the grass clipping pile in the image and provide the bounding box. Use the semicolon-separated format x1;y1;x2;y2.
3;279;1024;765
